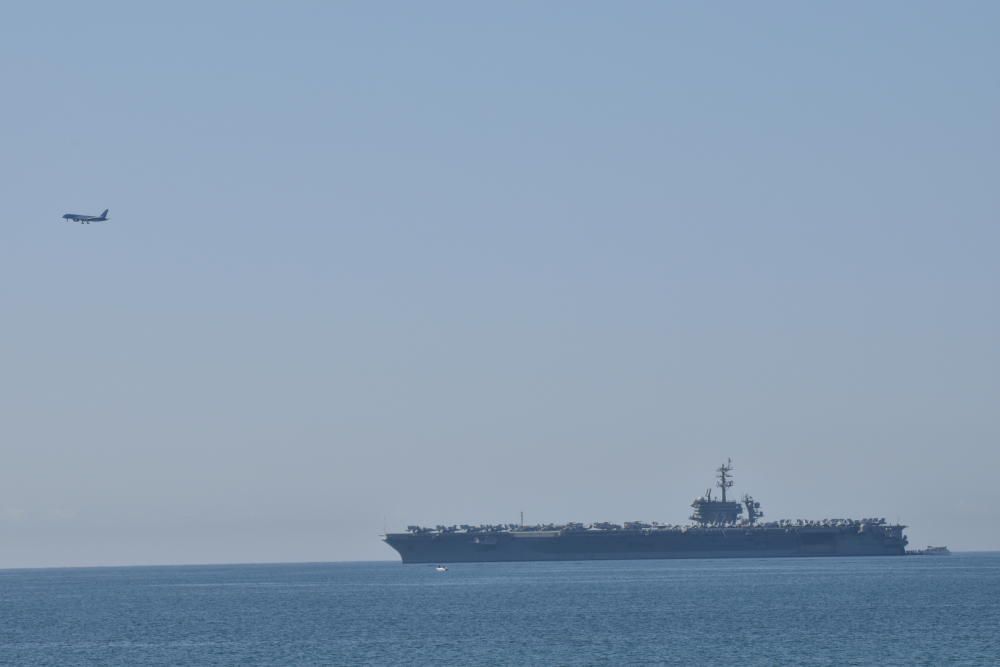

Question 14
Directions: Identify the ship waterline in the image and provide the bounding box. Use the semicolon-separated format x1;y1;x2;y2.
382;461;908;563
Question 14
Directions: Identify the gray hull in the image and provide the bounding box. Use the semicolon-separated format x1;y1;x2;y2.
384;526;907;564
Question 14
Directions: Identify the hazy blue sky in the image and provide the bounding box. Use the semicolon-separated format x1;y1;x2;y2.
1;1;998;567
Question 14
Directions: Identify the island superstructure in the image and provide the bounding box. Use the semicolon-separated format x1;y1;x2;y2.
382;460;908;563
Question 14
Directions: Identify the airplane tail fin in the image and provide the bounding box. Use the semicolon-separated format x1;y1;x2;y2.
100;209;109;218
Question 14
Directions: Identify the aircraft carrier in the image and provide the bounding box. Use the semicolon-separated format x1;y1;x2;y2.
382;461;908;563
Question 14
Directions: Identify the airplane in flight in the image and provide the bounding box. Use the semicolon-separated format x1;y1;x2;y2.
62;209;110;224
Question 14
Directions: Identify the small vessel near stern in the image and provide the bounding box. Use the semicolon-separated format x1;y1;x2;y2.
908;545;950;556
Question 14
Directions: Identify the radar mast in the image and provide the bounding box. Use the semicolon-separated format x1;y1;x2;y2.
717;458;734;503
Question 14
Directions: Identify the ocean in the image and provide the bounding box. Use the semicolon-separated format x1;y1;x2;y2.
2;554;998;665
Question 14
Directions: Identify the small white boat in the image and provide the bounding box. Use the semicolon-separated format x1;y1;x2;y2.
921;546;951;555
434;565;448;572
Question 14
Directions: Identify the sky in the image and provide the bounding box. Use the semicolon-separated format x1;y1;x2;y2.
1;1;998;568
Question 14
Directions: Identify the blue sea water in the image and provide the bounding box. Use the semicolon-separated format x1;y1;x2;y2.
2;554;999;666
